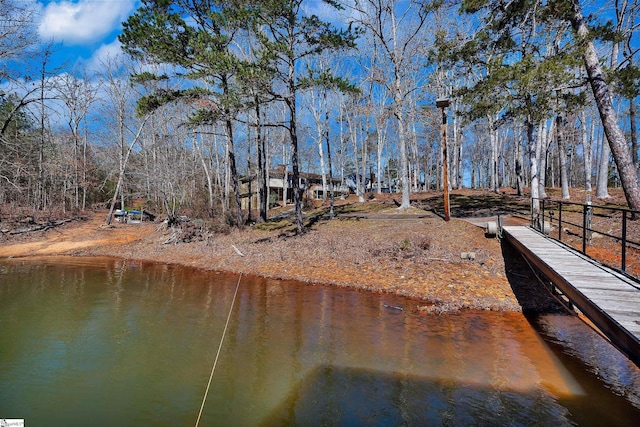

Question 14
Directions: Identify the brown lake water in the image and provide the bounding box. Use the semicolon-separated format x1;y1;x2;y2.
1;257;640;426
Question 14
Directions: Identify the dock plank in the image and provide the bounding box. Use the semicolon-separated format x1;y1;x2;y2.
503;226;640;367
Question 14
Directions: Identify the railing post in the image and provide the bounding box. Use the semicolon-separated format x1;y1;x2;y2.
622;211;627;272
586;194;593;243
540;199;545;232
582;204;587;254
558;202;563;242
530;198;534;228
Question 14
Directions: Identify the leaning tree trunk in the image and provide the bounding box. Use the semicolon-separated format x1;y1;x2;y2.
568;0;640;210
596;131;611;197
107;116;148;225
630;97;638;174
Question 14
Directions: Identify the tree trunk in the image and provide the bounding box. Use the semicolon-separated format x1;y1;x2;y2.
107;117;148;225
527;117;540;217
346;101;365;203
219;74;243;227
471;161;477;189
193;134;214;215
289;106;303;232
568;0;640;210
537;119;547;198
395;101;411;208
456;121;463;189
82;120;87;211
282;144;288;207
596;128;611;197
324;89;335;219
558;116;570;199
212;132;223;212
311;89;328;201
37;53;49;211
376;121;384;194
225;117;243;226
223;132;230;213
488;114;499;193
515;130;524;196
582;110;593;193
361;127;368;198
287;61;303;233
255;99;267;223
630;97;638;175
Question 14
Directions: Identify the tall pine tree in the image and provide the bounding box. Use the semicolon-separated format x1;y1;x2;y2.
247;0;357;232
120;0;247;225
458;0;583;215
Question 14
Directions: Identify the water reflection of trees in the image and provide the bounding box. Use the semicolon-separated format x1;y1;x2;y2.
2;259;639;425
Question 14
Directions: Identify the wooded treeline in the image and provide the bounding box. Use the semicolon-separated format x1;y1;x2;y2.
1;0;639;231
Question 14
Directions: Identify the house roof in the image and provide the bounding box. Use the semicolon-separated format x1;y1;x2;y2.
241;169;342;183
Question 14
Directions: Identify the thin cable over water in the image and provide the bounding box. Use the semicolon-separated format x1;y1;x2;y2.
195;273;242;427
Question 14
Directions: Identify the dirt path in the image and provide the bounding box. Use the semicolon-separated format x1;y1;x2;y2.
0;213;156;257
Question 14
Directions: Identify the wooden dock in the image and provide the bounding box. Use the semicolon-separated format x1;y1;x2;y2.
502;225;640;367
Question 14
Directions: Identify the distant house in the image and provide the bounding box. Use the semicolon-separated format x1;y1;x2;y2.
240;165;350;210
344;173;396;194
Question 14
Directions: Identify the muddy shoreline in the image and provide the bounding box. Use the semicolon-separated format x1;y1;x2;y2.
1;201;563;314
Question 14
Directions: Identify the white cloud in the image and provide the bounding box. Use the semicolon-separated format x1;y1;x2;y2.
303;0;362;26
86;39;124;72
303;1;336;21
38;0;136;45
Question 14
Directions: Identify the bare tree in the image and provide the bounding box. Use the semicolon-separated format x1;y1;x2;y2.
99;55;137;211
106;116;149;225
580;109;594;193
0;0;37;68
54;70;99;210
616;0;640;177
303;58;330;201
557;116;570;199
0;43;61;211
348;0;431;209
538;118;551;199
252;0;357;232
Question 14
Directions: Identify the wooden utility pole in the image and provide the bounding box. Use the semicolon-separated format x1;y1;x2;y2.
437;98;451;221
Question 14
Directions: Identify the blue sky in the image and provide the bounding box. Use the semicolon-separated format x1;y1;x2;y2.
33;0;139;73
19;0;349;132
31;0;348;74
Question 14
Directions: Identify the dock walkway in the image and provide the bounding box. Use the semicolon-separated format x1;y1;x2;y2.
502;225;640;366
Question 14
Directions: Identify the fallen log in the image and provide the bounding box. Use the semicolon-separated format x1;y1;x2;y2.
8;219;74;235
